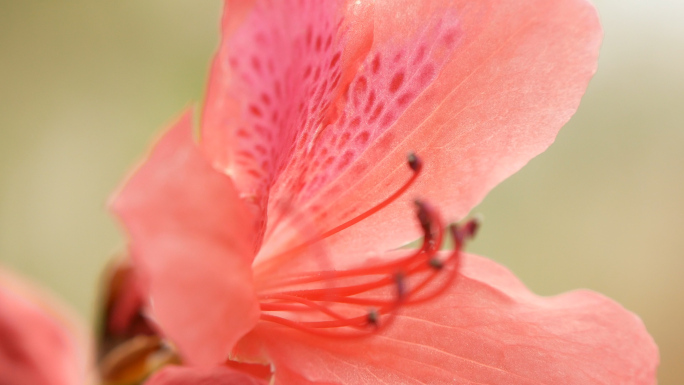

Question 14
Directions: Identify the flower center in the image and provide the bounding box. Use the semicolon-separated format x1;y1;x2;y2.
257;154;479;338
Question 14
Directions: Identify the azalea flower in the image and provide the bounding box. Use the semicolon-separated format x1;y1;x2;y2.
111;0;658;384
0;266;90;385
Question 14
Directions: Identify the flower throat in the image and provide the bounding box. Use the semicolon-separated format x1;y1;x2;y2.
258;153;479;338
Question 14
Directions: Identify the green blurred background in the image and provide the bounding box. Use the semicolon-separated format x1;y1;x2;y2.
0;0;681;382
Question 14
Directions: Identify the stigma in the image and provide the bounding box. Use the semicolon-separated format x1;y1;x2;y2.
258;153;479;338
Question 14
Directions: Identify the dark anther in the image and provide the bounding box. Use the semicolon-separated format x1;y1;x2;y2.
428;258;444;270
367;308;380;326
464;217;480;239
394;271;407;301
451;217;481;246
407;152;422;172
414;200;432;237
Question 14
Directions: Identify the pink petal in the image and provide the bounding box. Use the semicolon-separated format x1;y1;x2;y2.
201;0;357;217
300;0;603;259
145;365;267;385
110;111;260;367
0;268;90;385
237;253;658;385
202;0;601;262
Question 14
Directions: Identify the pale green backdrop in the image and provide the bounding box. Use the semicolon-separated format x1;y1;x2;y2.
0;0;682;383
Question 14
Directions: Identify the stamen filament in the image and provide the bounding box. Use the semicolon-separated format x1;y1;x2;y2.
258;153;479;339
268;154;423;263
259;312;399;339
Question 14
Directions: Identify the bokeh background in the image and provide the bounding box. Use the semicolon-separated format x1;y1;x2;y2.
1;0;682;382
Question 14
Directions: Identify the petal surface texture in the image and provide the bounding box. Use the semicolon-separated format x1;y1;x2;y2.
111;111;260;367
145;365;267;385
237;254;659;385
0;268;88;385
201;0;602;260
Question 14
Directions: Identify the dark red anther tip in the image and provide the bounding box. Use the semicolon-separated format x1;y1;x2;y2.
407;152;422;172
428;258;444;270
450;217;480;246
414;200;432;236
464;218;480;239
367;309;379;326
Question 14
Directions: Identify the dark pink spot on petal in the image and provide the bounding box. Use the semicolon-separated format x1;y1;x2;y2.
338;132;351;149
368;103;384;124
364;91;376;114
260;93;271;106
380;112;396;128
355;131;370;145
441;28;460;47
251;57;262;73
323;156;335;167
389;72;405;93
396;92;414;107
348;116;362;128
336;150;354;171
393;52;403;63
237;150;255;161
329;52;341;69
371;54;381;74
303;65;312;80
249;105;263;117
413;45;427;65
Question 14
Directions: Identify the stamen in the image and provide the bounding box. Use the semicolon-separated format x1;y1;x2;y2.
271;153;424;262
259;177;481;338
407;152;422;172
428;258;444;270
319;153;421;240
366;308;380;326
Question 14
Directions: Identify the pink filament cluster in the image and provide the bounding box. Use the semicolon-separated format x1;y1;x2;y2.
258;154;479;338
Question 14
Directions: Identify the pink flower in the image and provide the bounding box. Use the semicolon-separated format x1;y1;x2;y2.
112;0;658;384
0;267;90;385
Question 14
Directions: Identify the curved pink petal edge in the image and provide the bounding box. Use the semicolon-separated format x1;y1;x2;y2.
110;111;260;367
200;0;603;261
145;365;267;385
0;267;90;385
235;253;658;385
